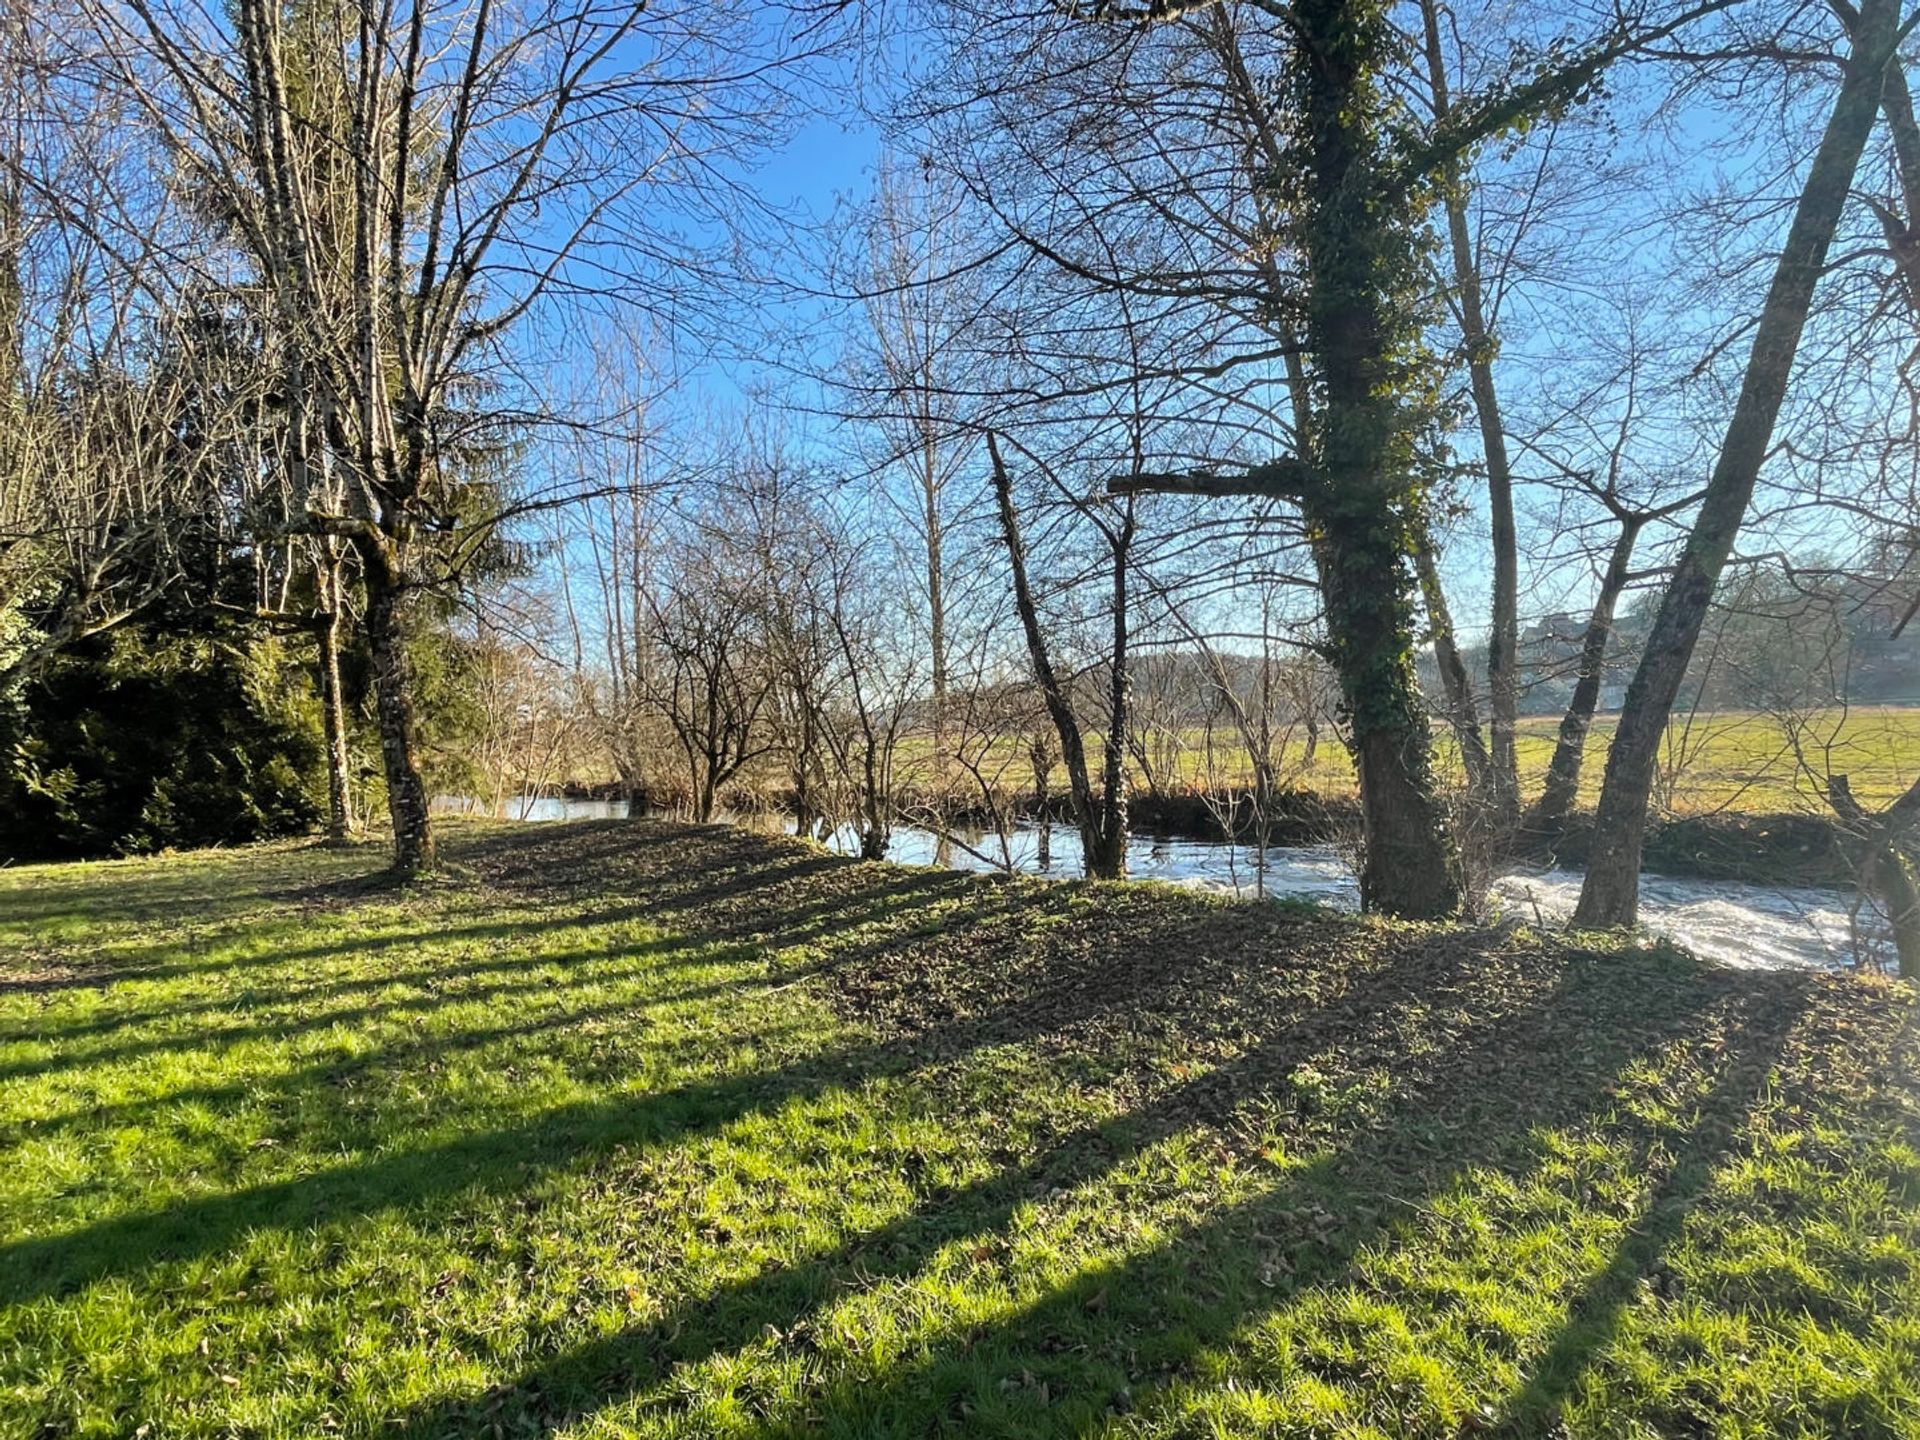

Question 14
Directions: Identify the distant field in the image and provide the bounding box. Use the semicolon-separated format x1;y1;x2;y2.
896;708;1920;817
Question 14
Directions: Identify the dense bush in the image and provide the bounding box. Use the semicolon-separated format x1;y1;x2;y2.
0;627;325;861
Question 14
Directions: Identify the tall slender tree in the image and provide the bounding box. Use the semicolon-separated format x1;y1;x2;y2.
1575;0;1901;926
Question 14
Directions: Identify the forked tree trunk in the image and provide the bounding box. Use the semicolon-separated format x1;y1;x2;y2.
362;559;434;875
989;435;1125;881
1574;0;1895;927
791;720;820;843
1865;848;1920;981
1829;776;1920;982
1529;517;1644;828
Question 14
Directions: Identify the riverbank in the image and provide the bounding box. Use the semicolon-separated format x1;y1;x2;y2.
5;820;1913;1437
506;780;1885;889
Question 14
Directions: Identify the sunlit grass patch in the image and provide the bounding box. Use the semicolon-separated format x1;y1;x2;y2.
1;820;1914;1438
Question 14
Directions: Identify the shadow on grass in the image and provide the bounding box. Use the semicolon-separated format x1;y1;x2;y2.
1489;1030;1787;1436
0;855;981;1077
0;818;1848;1438
382;940;1805;1438
0;827;1351;1308
0;957;834;1142
0;828;978;1007
0;866;1135;1305
0;1022;910;1306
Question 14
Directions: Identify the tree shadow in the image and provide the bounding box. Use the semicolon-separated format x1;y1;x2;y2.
0;828;1377;1308
1;822;968;1002
1490;972;1915;1434
381;934;1807;1439
0;958;836;1142
0;847;982;1078
1;818;1848;1437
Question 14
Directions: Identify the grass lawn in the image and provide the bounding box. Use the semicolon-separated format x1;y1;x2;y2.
2;819;1917;1438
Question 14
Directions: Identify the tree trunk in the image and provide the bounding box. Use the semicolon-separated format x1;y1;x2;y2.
1029;737;1053;869
1574;0;1894;927
1294;0;1460;919
791;723;819;843
858;730;889;860
1090;508;1134;881
1867;847;1920;981
1829;775;1920;981
362;560;434;875
1419;0;1519;818
1309;505;1461;917
923;433;950;821
1416;536;1496;803
989;435;1118;879
1530;517;1643;828
316;557;354;843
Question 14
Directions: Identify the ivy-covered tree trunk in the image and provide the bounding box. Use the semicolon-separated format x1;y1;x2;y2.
361;556;434;875
1573;0;1895;928
1312;502;1461;917
1291;0;1460;919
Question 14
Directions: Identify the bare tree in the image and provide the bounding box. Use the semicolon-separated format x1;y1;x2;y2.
1575;0;1902;926
990;432;1131;880
645;555;778;826
86;0;837;872
845;159;982;818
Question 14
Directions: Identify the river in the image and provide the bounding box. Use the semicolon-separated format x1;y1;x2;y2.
430;796;1892;974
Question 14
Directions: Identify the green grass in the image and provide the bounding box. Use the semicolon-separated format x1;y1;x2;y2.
887;706;1920;815
2;819;1917;1438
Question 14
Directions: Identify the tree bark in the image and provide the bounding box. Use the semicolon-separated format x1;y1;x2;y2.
1863;846;1920;981
1829;775;1920;981
1574;0;1895;927
1029;735;1053;869
1293;0;1460;918
361;556;434;874
316;555;355;843
923;432;949;816
1415;535;1496;803
1089;505;1134;880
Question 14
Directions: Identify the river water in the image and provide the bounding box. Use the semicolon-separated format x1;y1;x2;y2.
432;796;1892;974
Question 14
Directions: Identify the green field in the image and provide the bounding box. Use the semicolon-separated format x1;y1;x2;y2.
1073;707;1920;815
3;821;1917;1437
